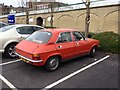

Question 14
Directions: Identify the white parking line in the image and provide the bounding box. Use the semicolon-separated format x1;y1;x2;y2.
0;74;18;90
0;59;21;66
42;55;110;90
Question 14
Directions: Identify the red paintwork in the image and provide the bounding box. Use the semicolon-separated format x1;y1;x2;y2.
15;29;99;66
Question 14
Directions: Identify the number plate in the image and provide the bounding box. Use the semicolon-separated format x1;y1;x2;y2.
20;58;29;63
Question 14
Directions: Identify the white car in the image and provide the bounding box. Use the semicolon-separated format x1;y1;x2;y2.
0;24;44;58
0;22;8;28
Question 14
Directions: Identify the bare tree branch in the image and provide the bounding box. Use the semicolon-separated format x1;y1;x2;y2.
81;0;87;6
17;1;22;7
17;0;26;8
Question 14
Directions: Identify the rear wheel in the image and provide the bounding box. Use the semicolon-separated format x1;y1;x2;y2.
45;57;60;72
89;46;97;57
5;43;17;58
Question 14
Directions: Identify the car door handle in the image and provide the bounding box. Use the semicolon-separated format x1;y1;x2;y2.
58;45;62;48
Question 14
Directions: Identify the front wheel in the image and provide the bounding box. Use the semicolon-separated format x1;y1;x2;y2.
45;57;60;72
5;43;17;58
89;46;97;57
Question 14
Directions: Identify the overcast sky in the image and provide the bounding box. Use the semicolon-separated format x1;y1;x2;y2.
0;0;119;7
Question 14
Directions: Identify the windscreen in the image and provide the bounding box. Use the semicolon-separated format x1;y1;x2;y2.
0;25;15;32
27;31;52;44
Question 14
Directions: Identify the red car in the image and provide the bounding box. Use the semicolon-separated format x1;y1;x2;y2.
15;29;99;71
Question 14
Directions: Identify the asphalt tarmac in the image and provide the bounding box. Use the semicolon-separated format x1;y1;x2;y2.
0;51;119;89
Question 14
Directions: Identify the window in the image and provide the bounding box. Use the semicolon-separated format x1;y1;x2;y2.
72;31;84;41
57;32;72;43
0;23;7;28
0;25;15;32
16;26;35;34
27;31;52;44
33;26;44;31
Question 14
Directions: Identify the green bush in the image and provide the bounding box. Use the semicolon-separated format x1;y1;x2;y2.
92;32;120;54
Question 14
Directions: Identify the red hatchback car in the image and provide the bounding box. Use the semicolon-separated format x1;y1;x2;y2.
15;29;99;71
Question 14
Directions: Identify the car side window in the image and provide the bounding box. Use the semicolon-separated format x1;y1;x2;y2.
57;32;72;43
33;26;43;31
0;23;7;28
16;26;35;34
72;31;84;41
2;24;7;27
0;24;3;28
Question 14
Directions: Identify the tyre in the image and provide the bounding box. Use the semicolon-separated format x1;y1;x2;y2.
45;57;60;72
5;43;17;58
89;46;97;57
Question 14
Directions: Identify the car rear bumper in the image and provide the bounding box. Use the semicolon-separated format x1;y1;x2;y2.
15;52;43;63
0;50;4;53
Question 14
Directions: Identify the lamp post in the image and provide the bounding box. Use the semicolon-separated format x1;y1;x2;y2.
85;0;90;37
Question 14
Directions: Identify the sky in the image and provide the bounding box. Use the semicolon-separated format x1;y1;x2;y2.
0;0;119;7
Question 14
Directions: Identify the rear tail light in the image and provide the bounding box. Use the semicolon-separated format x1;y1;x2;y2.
32;54;40;60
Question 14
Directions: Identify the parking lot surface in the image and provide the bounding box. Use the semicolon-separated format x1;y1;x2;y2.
0;51;119;89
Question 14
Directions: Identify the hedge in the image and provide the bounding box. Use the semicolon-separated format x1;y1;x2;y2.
92;32;120;54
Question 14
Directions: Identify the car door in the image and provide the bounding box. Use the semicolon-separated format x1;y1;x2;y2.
16;26;35;40
72;31;90;56
56;32;75;60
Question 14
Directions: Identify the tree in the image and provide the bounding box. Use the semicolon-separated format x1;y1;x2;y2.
17;0;26;12
81;0;90;38
17;0;29;24
49;2;59;28
50;2;54;27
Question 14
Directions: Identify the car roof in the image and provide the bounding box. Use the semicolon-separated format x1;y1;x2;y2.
42;28;80;33
9;24;43;27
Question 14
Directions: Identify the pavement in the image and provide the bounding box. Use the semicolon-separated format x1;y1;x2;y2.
0;51;119;90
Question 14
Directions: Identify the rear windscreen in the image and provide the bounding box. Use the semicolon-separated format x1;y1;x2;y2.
27;31;52;44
